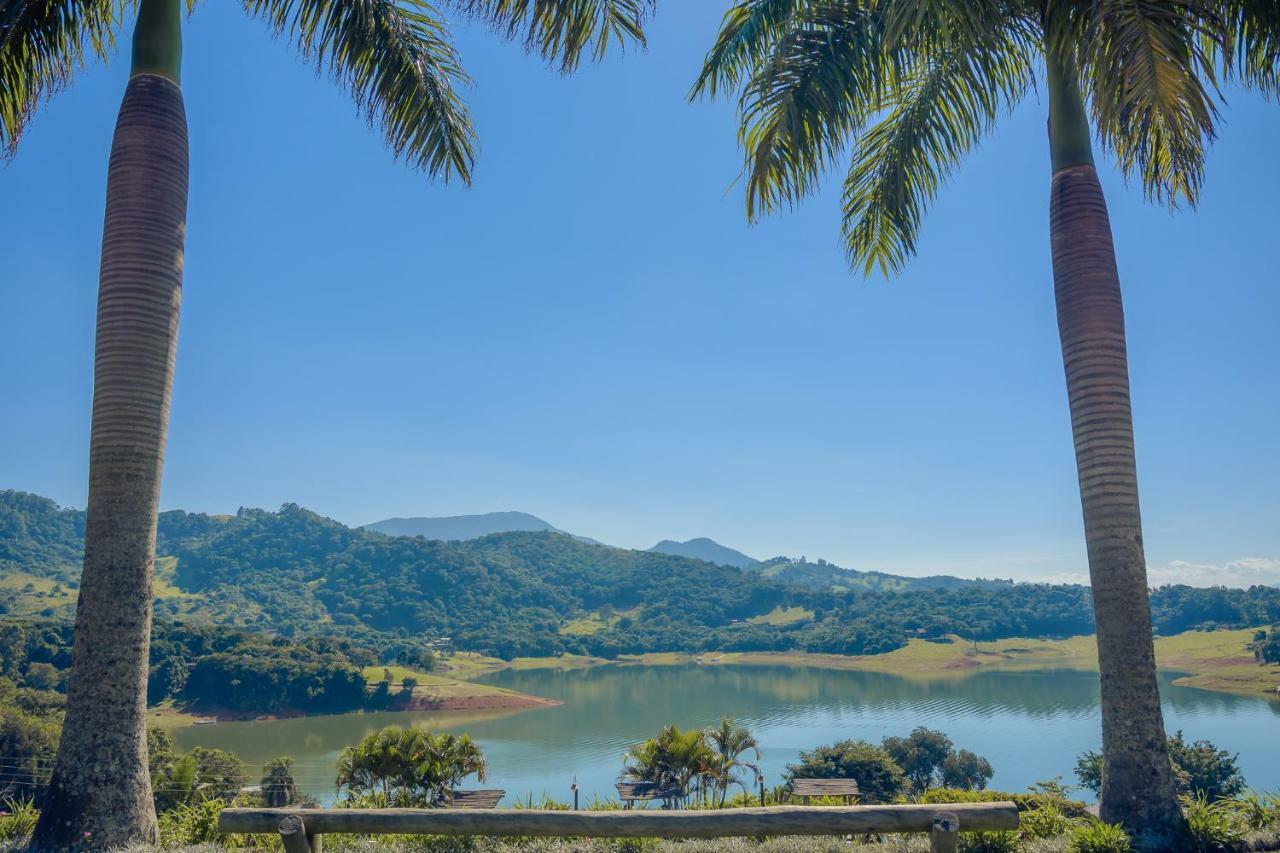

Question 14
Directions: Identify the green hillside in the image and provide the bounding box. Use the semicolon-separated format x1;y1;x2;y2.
3;490;1279;661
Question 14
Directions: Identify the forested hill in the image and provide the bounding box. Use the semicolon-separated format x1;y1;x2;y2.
3;489;1279;659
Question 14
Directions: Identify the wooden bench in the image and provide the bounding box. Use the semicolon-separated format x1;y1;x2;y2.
790;777;860;804
448;789;505;809
221;802;1018;853
615;781;679;810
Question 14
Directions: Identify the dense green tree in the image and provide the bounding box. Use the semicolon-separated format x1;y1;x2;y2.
882;727;954;792
786;740;907;804
940;749;994;791
1077;732;1244;802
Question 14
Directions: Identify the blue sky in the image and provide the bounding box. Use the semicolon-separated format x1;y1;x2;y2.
3;4;1277;585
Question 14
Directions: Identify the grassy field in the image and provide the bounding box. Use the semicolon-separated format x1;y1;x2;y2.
360;665;541;702
459;629;1278;701
746;606;814;626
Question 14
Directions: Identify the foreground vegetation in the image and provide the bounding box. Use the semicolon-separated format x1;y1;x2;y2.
5;717;1278;852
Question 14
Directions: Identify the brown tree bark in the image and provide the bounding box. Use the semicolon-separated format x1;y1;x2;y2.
1048;163;1185;846
29;72;188;851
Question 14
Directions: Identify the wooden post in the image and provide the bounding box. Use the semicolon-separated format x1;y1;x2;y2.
930;811;959;853
222;802;1019;838
278;815;312;853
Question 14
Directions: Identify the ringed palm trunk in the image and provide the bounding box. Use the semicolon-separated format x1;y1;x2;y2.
1044;49;1185;846
30;1;187;849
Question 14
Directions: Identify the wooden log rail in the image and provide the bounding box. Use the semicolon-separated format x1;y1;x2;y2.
220;802;1018;853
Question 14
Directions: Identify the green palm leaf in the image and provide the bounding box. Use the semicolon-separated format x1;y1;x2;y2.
842;28;1033;275
247;0;476;182
733;1;891;220
0;0;122;154
453;0;653;73
690;0;807;100
1055;0;1221;205
1216;0;1280;94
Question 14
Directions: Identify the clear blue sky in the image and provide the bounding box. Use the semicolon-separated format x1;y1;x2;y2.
3;4;1277;585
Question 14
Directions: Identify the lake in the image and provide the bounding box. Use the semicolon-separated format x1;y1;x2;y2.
171;664;1280;804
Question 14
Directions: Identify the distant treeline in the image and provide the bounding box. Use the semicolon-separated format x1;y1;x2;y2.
0;619;435;714
3;490;1279;660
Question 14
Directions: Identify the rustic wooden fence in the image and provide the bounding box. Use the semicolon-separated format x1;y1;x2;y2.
220;802;1019;853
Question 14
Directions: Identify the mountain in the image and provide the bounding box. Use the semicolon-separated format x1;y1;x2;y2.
753;557;1015;593
649;537;757;568
365;511;559;541
4;489;1278;660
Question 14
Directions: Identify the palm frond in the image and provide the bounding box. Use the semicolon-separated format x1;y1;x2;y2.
450;0;652;73
1054;0;1222;206
0;0;123;156
1217;0;1280;94
877;0;1019;56
734;1;893;220
247;0;475;182
690;0;807;100
841;28;1033;276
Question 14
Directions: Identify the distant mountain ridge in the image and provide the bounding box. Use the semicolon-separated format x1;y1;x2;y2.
649;537;758;568
4;489;1279;660
752;556;1015;592
365;511;559;541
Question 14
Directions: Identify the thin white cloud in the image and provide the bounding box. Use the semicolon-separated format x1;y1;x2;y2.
1147;557;1280;589
1031;558;1280;589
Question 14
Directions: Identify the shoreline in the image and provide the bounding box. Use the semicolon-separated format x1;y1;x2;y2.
151;628;1279;728
467;628;1280;702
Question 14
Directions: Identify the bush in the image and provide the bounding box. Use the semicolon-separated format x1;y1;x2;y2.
1071;821;1132;853
0;798;39;843
917;787;1091;820
157;798;226;846
959;831;1020;853
786;740;907;803
1182;793;1247;853
1076;733;1245;802
1226;790;1280;831
1020;803;1076;839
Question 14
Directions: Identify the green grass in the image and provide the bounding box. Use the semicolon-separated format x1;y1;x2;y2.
747;606;814;626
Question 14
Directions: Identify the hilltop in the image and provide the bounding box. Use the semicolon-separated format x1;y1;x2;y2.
649;537;758;568
364;511;560;540
2;490;1278;661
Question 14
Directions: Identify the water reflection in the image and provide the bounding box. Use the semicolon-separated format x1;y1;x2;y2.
172;664;1280;805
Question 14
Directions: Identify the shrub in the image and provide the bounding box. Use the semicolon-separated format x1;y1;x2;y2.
1071;821;1132;853
959;831;1020;853
158;797;226;846
786;740;907;803
0;798;39;843
1226;790;1280;831
1182;793;1247;853
917;787;1091;820
1076;734;1245;802
1020;803;1076;839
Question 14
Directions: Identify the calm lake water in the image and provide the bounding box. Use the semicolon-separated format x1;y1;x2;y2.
172;665;1280;804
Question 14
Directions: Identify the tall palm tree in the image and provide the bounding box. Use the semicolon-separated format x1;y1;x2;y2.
704;717;760;807
1;1;651;847
693;0;1224;844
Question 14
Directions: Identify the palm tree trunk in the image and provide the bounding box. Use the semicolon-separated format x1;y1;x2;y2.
29;1;186;848
1044;48;1184;846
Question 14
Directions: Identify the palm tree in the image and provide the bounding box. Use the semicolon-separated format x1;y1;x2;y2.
693;0;1225;844
2;1;651;847
622;724;714;807
261;756;298;808
704;717;760;807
